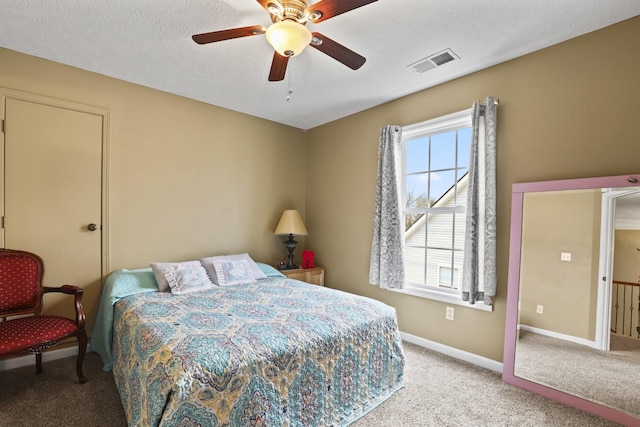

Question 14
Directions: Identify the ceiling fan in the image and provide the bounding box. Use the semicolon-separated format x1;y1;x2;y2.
192;0;378;81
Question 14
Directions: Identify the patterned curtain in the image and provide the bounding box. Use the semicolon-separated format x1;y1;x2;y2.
369;125;405;289
462;96;498;305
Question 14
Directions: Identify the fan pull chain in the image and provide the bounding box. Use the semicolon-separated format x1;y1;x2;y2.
286;61;293;102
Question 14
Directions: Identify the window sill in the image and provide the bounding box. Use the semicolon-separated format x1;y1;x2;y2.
387;286;493;312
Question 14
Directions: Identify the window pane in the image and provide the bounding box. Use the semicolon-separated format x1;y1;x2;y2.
405;246;425;285
429;171;457;206
457;128;471;168
405;214;426;242
439;266;453;287
430;132;457;171
406;173;429;209
453;252;464;290
454;169;468;206
454;212;466;251
426;249;448;287
405;213;424;231
430;249;454;288
426;212;454;249
406;136;428;174
440;267;460;289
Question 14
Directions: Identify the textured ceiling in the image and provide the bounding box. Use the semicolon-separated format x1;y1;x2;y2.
1;1;639;130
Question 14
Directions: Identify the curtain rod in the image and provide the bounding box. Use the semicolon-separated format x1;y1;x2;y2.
479;98;500;114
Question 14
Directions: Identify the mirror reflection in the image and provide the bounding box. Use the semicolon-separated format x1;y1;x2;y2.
513;186;640;419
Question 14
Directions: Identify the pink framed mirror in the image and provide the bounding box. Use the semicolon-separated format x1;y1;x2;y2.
503;173;640;426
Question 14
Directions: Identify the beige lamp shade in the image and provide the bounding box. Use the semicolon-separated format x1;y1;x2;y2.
274;210;308;236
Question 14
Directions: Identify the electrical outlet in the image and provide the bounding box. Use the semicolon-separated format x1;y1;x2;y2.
536;304;544;314
445;306;455;321
561;252;572;261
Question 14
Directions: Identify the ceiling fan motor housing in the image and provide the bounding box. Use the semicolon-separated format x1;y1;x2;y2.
270;0;314;23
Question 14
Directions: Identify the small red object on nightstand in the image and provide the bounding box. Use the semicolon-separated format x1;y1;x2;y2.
302;250;315;269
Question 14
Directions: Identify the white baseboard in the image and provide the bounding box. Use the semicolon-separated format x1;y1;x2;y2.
518;325;598;349
0;345;89;372
400;331;503;373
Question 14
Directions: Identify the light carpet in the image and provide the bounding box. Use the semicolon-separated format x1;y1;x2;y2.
514;331;640;420
0;342;622;426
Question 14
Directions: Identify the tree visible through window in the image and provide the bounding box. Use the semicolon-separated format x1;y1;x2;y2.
402;110;471;293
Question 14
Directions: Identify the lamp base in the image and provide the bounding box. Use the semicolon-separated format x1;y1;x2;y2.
283;233;298;270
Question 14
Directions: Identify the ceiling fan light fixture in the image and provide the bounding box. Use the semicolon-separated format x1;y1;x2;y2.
266;20;312;57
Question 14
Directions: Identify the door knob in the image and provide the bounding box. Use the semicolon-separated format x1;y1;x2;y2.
88;223;98;231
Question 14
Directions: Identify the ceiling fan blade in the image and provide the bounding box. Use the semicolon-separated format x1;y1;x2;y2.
307;0;377;23
192;25;265;45
268;52;289;81
310;32;366;70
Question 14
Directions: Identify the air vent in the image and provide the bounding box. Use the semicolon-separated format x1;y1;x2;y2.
408;48;459;73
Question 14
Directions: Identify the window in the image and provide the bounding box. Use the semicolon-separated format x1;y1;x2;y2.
401;109;472;301
438;266;460;288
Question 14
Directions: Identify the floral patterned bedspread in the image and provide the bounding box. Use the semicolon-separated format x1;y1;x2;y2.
112;276;405;427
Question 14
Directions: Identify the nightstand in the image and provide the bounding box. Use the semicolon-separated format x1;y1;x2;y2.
280;266;324;286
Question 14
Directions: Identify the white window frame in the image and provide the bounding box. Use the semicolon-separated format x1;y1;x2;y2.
390;109;492;311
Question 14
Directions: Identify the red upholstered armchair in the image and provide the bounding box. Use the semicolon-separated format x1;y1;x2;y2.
0;249;87;383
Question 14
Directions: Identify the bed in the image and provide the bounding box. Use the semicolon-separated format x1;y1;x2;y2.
90;262;405;426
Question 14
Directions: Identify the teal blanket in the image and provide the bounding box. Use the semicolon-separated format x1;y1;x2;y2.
91;263;285;371
90;268;159;371
113;278;405;426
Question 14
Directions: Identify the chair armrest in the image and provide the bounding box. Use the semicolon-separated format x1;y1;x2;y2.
43;285;86;329
44;284;82;295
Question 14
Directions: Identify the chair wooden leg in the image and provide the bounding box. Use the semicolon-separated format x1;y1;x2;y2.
76;330;88;384
36;352;43;375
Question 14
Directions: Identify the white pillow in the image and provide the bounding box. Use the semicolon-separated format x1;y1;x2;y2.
199;253;266;284
150;260;214;292
149;262;179;292
162;261;215;295
212;259;255;286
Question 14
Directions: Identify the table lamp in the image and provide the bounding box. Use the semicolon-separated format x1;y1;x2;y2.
274;209;308;269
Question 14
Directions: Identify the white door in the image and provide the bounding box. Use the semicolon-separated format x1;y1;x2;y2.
2;96;104;328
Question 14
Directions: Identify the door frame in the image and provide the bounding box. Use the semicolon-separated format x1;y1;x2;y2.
595;187;640;350
0;87;111;279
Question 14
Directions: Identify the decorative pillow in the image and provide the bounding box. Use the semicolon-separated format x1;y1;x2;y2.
162;261;215;295
149;261;214;292
199;253;267;284
212;259;255;286
149;262;181;292
256;262;285;277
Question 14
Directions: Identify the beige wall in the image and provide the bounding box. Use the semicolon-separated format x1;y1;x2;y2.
2;16;639;360
518;190;600;340
0;48;307;332
613;230;640;283
305;16;640;362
